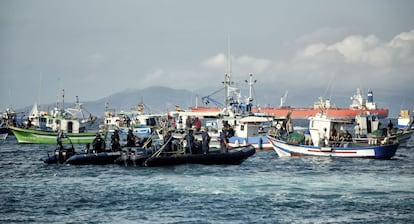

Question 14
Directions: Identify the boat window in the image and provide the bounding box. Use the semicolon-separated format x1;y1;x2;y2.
240;125;244;131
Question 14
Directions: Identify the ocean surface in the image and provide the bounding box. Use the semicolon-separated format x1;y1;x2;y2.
1;135;413;224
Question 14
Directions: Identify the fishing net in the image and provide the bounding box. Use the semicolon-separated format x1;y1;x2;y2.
286;132;305;145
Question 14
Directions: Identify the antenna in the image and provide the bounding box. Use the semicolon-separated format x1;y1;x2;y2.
224;36;232;108
62;89;65;111
38;72;42;106
245;73;257;103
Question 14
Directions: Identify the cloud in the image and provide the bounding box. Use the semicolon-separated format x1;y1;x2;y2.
196;28;414;99
144;28;414;97
295;29;414;67
202;53;227;69
202;53;272;75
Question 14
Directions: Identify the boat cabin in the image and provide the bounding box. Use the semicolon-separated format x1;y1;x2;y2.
308;113;353;147
354;113;381;137
235;116;272;138
397;109;414;129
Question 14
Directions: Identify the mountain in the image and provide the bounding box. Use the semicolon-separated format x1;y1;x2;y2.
15;85;412;119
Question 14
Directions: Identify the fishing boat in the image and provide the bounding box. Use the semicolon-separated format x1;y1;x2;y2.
397;109;414;129
255;88;388;119
227;116;274;150
354;113;414;147
0;107;20;140
10;126;97;144
27;93;96;132
267;113;399;159
103;100;164;137
185;73;274;150
11;92;99;144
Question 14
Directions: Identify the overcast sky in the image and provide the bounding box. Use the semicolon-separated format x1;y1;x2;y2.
1;0;413;113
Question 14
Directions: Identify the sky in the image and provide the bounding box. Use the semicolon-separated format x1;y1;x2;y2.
1;0;414;115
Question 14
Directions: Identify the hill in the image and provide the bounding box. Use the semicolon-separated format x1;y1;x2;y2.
15;85;412;119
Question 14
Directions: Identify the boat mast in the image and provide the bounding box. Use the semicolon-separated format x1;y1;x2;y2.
61;89;65;112
245;73;256;103
224;37;231;109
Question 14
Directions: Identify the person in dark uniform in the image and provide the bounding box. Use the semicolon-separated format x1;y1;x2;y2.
201;127;211;154
126;129;136;147
56;131;64;150
220;127;228;153
184;129;195;154
163;130;174;154
387;120;394;136
111;129;121;151
92;133;105;153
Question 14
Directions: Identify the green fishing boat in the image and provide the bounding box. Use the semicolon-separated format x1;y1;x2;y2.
9;126;98;144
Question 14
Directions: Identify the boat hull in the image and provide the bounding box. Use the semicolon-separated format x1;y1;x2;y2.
0;127;8;140
255;108;389;119
9;126;97;144
396;130;414;147
267;135;398;159
144;145;256;167
65;152;121;165
188;107;389;120
227;136;272;150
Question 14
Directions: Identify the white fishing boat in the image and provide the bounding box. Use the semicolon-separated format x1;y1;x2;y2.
227;115;274;150
397;109;414;129
27;91;96;133
355;113;414;147
267;113;399;159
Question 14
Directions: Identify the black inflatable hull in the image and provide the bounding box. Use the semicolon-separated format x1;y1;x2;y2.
144;145;256;167
115;147;152;166
65;152;121;165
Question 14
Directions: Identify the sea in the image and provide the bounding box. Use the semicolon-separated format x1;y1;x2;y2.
1;134;413;224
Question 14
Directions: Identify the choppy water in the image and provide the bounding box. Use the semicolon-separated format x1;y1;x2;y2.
1;135;413;224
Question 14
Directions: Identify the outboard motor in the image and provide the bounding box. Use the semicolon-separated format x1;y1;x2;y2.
120;148;130;165
54;146;75;163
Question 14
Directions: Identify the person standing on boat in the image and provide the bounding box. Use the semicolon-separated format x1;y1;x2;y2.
387;120;394;136
184;129;196;154
56;131;64;150
319;128;328;147
285;117;294;135
354;123;361;138
194;117;202;133
220;127;229;153
111;129;121;151
202;127;211;154
92;133;106;153
163;130;174;153
185;116;192;130
126;129;136;147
